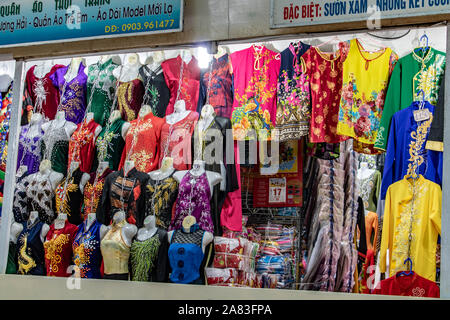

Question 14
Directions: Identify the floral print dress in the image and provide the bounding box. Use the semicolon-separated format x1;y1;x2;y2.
230;45;281;140
301;46;348;144
275;42;311;141
338;39;398;154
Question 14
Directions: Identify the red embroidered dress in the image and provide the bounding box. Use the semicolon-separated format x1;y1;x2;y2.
162;56;201;115
302;46;349;144
119;112;165;173
68;118;100;173
160;111;198;171
230;45;280;140
82;168;113;219
373;272;440;298
25;65;65;120
44;222;78;277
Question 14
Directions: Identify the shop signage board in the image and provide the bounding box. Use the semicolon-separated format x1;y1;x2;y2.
0;0;183;47
271;0;450;28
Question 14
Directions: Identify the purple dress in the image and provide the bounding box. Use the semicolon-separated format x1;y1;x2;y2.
170;172;213;233
17;123;44;175
50;62;87;124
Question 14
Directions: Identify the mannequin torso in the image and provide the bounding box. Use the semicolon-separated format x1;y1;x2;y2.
42;111;77;138
10;222;23;244
108;110;130;139
38;160;64;190
113;53;142;82
167;227;213;254
148;157;175;179
166;100;191;125
137;215;158;241
65;58;86;83
102;211;137;246
173;160;222;197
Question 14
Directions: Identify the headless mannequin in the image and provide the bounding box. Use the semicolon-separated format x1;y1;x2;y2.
13;210;50;243
138;104;153;119
148;157;175;179
53;213;68;230
83;112;103;138
166;100;191;125
38;159;64;190
113;53;142;82
357;162;375;181
33;60;54;78
10;221;23;244
173;160;222;197
167;215;213;254
85;212;109;240
145;51;166;72
65;57;86;83
137;215;158;241
68;161;90;193
42;111;77;138
195;104;227;192
101;211;137;246
27;112;44;138
124;160;135;176
108;110;130;139
197;104;215;132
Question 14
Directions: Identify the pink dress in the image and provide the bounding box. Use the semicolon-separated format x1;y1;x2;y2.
230;45;281;140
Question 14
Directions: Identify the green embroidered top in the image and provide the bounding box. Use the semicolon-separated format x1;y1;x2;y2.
130;234;161;282
94;118;126;171
375;47;445;151
87;58;119;127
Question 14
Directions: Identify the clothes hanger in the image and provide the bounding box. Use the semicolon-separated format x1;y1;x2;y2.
357;34;387;50
315;36;342;49
397;257;414;277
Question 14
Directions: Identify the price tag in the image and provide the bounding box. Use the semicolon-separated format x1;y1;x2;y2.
413;109;430;122
269;178;286;203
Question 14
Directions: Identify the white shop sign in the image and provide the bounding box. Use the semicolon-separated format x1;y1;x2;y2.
270;0;450;28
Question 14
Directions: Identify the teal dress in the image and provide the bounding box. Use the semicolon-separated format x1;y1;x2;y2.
94;118;126;171
87;58;119;126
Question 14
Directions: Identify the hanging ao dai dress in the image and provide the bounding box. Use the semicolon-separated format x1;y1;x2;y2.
25;64;65;120
140;64;171;118
375;47;446;151
55;168;85;226
379;101;443;200
197;54;234;119
230;45;281;140
87;58;119;126
276;42;311;141
380;175;441;281
119;112;165;173
302;46;348;144
338;39;398;154
50;63;88;125
67;118;100;174
162;55;201;115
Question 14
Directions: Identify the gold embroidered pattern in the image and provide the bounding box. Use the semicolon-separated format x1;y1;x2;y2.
406;114;433;178
55;178;79;215
44;233;70;274
17;234;36;274
130;150;154;172
118;82;136;121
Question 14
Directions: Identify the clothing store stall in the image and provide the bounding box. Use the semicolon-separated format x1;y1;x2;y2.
0;0;449;300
